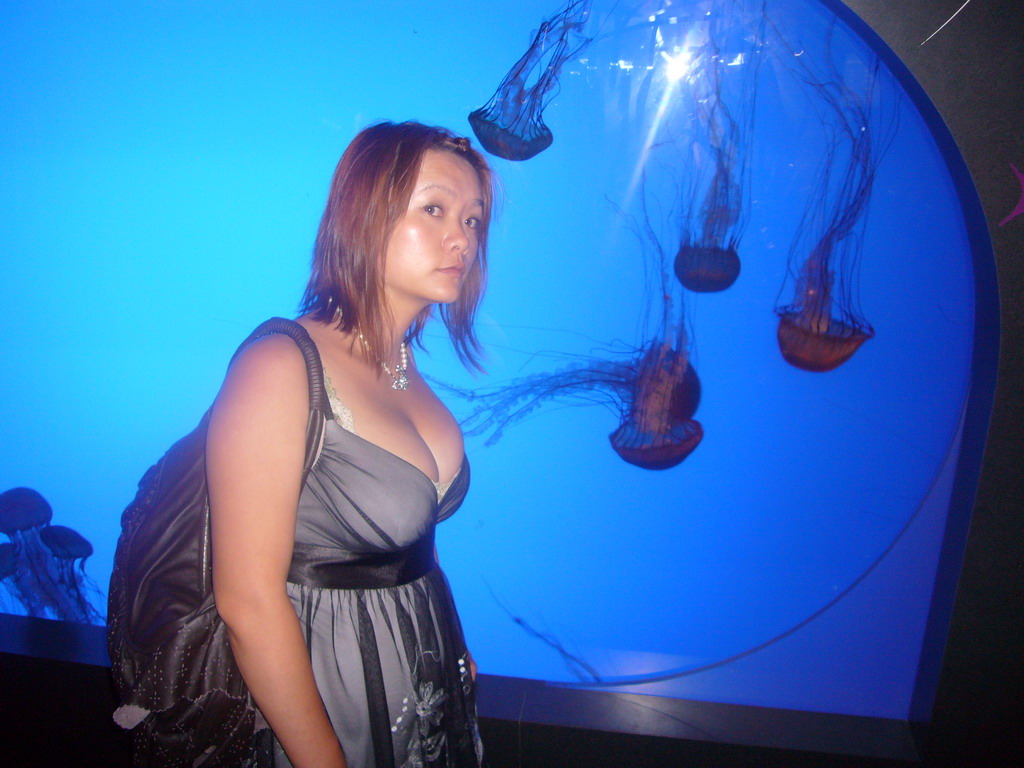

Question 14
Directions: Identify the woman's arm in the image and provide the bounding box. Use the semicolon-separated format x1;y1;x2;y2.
207;334;346;768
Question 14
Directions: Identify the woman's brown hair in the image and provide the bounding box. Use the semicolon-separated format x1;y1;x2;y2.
301;121;495;370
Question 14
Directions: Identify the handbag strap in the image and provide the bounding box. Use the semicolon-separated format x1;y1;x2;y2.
229;317;332;477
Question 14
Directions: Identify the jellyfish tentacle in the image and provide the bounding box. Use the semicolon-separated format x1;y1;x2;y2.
6;530;50;617
488;585;603;683
438;360;634;446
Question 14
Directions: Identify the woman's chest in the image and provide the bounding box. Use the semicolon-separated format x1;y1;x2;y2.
293;423;441;552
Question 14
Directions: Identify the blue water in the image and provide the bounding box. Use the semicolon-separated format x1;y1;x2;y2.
0;0;983;720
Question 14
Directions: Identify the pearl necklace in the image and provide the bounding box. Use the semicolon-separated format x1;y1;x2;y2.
359;332;410;391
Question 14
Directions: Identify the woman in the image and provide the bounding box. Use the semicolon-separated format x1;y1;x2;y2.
207;122;493;768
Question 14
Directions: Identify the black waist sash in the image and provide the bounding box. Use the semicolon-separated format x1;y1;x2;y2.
287;530;436;589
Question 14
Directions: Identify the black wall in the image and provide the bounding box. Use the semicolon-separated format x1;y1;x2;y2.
840;1;1023;766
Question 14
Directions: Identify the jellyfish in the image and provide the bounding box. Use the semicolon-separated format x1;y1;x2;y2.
0;486;103;622
665;0;766;293
40;524;102;623
468;0;593;160
608;339;703;468
772;27;895;372
776;244;874;372
0;486;54;617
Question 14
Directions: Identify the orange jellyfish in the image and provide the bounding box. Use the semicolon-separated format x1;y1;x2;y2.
776;245;874;372
774;35;894;371
608;339;702;468
468;0;592;160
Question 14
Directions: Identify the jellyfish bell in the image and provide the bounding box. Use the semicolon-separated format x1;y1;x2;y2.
609;343;704;470
775;309;873;372
610;417;703;470
0;487;53;536
39;525;93;562
468;108;553;162
674;243;741;292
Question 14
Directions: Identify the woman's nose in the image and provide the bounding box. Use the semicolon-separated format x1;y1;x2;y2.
445;224;470;255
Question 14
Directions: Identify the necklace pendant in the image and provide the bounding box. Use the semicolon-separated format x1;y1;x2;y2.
391;368;410;391
375;337;410;392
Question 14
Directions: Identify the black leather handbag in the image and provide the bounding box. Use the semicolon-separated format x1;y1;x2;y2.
107;318;331;767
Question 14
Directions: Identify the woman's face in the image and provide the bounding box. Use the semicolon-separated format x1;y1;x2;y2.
383;149;485;318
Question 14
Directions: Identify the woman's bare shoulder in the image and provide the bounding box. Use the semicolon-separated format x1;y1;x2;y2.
215;332;309;418
232;331;307;371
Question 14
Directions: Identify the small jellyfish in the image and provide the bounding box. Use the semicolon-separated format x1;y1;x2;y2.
674;157;744;293
0;487;103;623
773;29;895;372
0;487;54;617
469;0;592;160
40;524;101;623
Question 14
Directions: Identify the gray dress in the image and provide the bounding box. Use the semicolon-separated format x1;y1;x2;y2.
271;385;483;768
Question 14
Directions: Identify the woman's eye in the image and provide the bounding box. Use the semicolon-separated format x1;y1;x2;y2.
424;204;442;216
465;217;481;230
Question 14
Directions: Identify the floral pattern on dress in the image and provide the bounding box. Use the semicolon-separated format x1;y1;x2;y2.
398;681;448;768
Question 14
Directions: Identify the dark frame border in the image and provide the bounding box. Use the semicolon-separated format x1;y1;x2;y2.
0;0;1011;765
